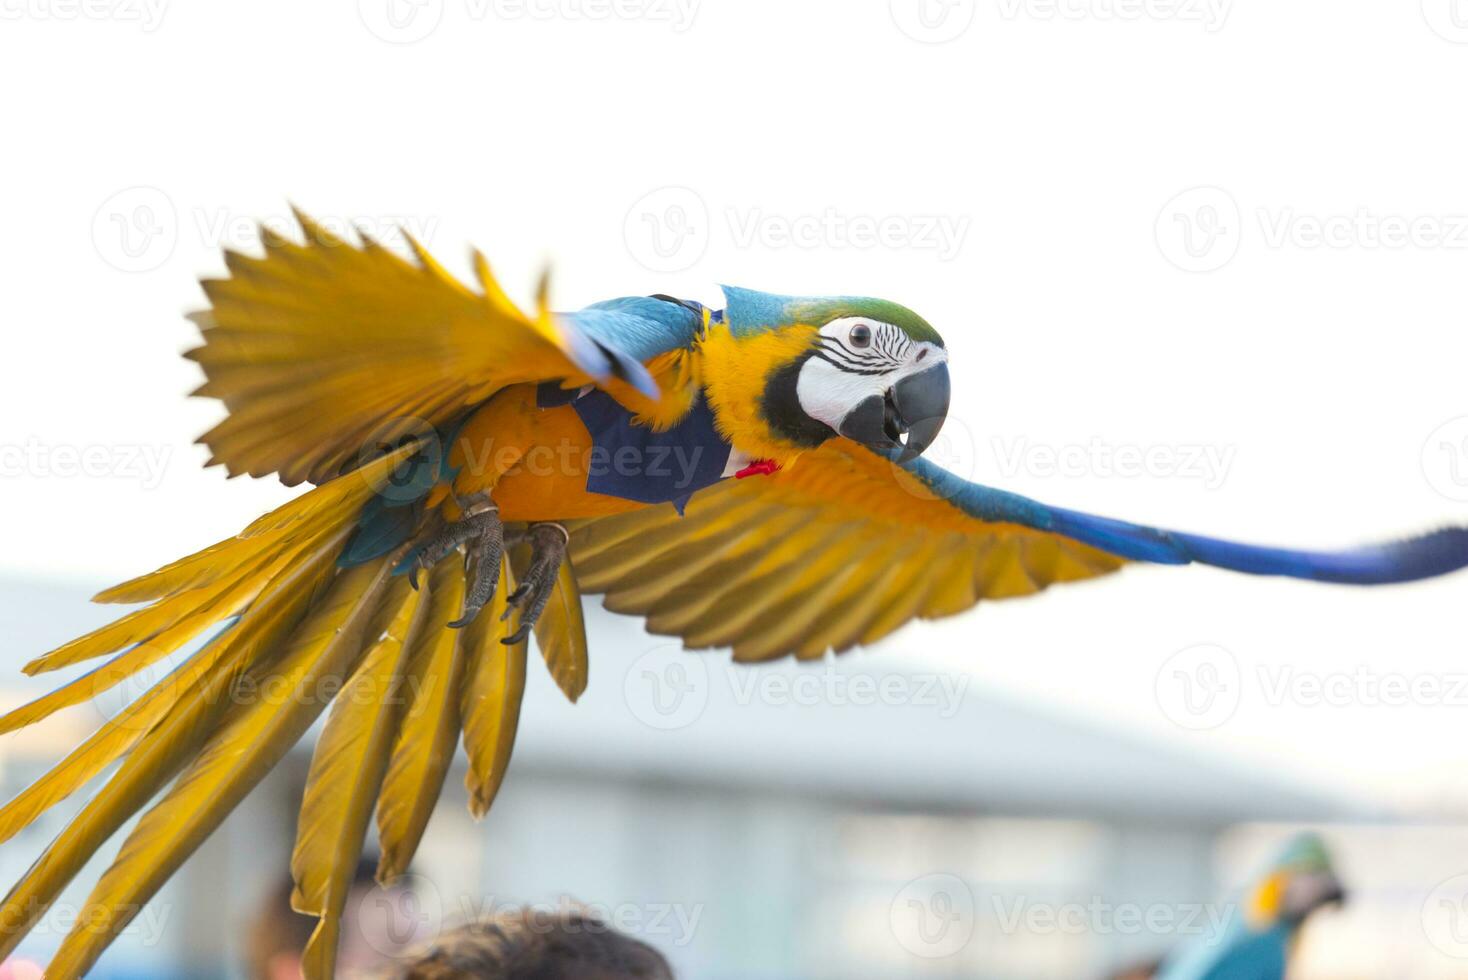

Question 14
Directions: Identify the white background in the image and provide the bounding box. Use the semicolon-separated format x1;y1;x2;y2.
3;0;1468;816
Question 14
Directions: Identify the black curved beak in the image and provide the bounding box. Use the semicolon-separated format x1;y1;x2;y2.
1283;870;1347;923
837;362;950;463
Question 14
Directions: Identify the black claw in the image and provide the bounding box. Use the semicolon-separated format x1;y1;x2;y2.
497;523;567;644
500;584;531;620
404;494;503;628
453;521;505;629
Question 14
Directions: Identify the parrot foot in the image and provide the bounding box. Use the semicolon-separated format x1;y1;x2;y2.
408;493;504;623
499;522;569;646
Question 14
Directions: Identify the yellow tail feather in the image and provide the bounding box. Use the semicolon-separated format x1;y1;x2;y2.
0;539;344;967
461;562;528;819
292;577;422;980
532;560;589;703
45;559;395;979
374;560;469;884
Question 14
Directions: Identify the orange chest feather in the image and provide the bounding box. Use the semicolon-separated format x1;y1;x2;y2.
440;386;646;522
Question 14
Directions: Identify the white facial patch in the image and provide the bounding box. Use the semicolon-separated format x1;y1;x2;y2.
795;318;947;431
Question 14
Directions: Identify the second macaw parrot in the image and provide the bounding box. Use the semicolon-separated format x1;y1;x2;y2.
1155;833;1345;980
0;211;1458;977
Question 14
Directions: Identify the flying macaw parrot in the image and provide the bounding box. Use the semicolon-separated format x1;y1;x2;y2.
1154;833;1345;980
0;211;1458;977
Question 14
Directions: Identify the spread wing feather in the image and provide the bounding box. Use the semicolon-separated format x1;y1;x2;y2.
189;209;702;486
572;439;1468;661
568;442;1125;662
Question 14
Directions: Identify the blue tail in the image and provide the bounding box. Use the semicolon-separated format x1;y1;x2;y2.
1046;507;1468;584
898;453;1468;585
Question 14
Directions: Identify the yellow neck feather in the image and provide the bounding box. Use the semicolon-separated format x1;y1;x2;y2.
698;321;821;463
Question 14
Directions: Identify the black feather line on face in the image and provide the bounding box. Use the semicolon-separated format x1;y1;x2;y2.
877;325;898;359
761;353;839;447
816;338;899;372
810;349;894;376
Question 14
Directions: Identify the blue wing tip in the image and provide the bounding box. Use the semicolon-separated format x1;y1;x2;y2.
1339;526;1468;584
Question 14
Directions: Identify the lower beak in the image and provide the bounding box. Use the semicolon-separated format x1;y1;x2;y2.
838;362;951;463
1284;871;1347;920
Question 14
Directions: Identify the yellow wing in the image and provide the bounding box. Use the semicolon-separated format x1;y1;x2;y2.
189;208;666;486
0;454;534;979
568;440;1128;662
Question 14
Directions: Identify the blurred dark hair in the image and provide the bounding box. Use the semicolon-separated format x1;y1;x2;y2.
387;906;675;980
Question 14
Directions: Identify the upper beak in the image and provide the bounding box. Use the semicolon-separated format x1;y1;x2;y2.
838;362;951;463
1283;870;1347;921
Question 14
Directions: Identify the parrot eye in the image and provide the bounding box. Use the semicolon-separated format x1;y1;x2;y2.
849;323;873;348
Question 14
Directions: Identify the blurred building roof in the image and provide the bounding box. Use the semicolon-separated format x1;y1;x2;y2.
0;576;1380;830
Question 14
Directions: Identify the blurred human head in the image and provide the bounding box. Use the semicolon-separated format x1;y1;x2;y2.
387;906;674;980
246;858;418;980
